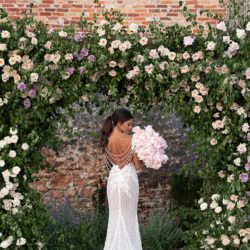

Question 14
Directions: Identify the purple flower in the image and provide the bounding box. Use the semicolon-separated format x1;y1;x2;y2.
87;55;96;62
239;173;249;183
246;191;250;197
245;162;250;171
28;89;36;98
23;98;31;108
247;133;250;141
74;32;84;42
17;82;27;91
79;66;86;74
77;48;89;61
66;67;75;75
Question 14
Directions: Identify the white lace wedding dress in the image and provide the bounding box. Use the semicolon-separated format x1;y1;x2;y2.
103;143;143;250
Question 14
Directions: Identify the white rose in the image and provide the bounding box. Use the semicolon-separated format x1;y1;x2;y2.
124;41;131;49
200;202;208;210
227;174;234;183
215;206;222;213
10;127;18;135
246;22;250;31
216;21;227;31
195;95;203;103
233;238;240;245
210;138;217;145
8;150;16;158
108;70;117;77
97;28;105;36
21;143;29;150
236;29;246;39
30;72;39;82
233;158;241;166
1;30;10;38
111;40;121;49
31;37;38;45
220;235;230;246
12;166;21;176
198;198;204;204
168;52;176;60
138;37;148;46
210;201;218;209
206;237;216;245
193;105;201;114
237;143;247;154
10;135;18;144
58;31;67;37
227;202;235;210
98;38;107;47
0;187;9;198
16;237;27;246
128;23;138;33
0;58;4;67
0;43;7;51
242;123;249;133
206;41;216;51
191;89;199;98
218;170;226;178
64;53;73;61
112;23;123;31
223;36;231;44
0;159;5;167
109;61;117;68
44;41;52;49
0;236;14;248
183;36;195;46
228;216;236;224
3;136;12;145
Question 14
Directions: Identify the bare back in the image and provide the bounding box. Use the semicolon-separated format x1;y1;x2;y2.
105;134;143;170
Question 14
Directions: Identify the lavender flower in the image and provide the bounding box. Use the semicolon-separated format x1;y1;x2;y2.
79;66;86;74
17;82;27;91
28;89;37;98
77;48;89;60
247;133;250;141
245;163;250;171
87;55;96;62
74;32;84;42
66;67;75;75
239;173;249;183
246;191;250;197
248;156;250;162
23;98;31;108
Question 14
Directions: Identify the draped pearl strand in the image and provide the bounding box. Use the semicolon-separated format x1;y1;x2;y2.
105;142;134;170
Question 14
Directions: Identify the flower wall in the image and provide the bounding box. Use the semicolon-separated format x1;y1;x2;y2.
0;3;250;249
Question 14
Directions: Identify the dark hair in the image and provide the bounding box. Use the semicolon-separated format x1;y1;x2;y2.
100;108;133;150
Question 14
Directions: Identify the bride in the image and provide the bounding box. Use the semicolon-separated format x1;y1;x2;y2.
100;108;144;250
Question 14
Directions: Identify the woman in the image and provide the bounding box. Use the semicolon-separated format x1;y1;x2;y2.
101;108;143;250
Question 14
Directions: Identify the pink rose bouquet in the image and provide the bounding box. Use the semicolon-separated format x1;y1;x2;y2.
132;125;168;169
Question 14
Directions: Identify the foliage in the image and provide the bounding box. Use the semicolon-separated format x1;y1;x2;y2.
140;211;182;250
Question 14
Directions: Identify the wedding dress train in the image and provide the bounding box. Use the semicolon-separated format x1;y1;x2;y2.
103;163;143;250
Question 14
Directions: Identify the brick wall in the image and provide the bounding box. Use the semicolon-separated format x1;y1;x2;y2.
0;0;224;29
29;109;195;218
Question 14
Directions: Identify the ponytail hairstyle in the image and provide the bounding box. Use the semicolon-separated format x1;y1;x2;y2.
100;108;133;151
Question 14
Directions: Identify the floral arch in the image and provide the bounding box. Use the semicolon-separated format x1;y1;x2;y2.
0;3;249;249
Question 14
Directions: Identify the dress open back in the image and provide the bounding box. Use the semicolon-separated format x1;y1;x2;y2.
103;137;143;250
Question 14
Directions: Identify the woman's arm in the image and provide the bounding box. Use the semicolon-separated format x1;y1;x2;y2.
132;152;144;170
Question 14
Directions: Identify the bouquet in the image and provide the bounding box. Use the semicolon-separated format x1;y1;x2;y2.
131;125;168;169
